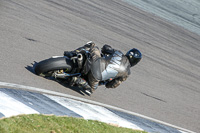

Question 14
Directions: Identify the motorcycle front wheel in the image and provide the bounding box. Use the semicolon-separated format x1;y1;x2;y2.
34;57;73;77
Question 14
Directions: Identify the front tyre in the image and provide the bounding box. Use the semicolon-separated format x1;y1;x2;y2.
34;57;73;77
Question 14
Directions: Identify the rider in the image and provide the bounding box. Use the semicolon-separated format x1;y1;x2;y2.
64;41;142;94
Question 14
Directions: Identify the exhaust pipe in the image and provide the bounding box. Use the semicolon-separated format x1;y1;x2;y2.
77;53;83;69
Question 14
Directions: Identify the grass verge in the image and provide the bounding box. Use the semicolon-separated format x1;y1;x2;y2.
0;114;147;133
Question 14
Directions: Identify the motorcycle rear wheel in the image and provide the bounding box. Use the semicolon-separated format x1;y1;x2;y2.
34;57;73;77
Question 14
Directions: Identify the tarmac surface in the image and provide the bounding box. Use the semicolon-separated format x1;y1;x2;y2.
124;0;200;35
0;0;200;132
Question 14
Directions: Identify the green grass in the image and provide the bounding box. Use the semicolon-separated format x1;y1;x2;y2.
0;114;147;133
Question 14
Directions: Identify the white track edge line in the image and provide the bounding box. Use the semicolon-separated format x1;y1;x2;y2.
0;81;195;133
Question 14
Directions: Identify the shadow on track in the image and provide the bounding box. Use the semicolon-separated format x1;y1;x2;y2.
25;62;90;96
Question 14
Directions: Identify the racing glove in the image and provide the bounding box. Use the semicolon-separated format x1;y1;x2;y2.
105;76;128;88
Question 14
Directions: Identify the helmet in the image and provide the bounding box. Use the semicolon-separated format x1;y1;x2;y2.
125;48;142;67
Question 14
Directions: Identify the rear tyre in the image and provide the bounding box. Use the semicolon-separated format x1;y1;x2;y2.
34;57;73;77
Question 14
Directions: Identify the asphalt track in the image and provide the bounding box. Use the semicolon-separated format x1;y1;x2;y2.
0;0;200;132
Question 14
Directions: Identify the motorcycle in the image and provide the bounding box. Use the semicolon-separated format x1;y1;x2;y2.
34;50;107;93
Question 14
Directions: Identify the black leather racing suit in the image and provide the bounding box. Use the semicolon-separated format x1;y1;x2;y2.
65;43;131;92
90;44;131;89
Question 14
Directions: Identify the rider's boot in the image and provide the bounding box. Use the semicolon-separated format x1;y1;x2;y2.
68;77;93;95
64;41;96;57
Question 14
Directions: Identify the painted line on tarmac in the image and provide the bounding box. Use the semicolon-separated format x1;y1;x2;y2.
0;81;195;133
